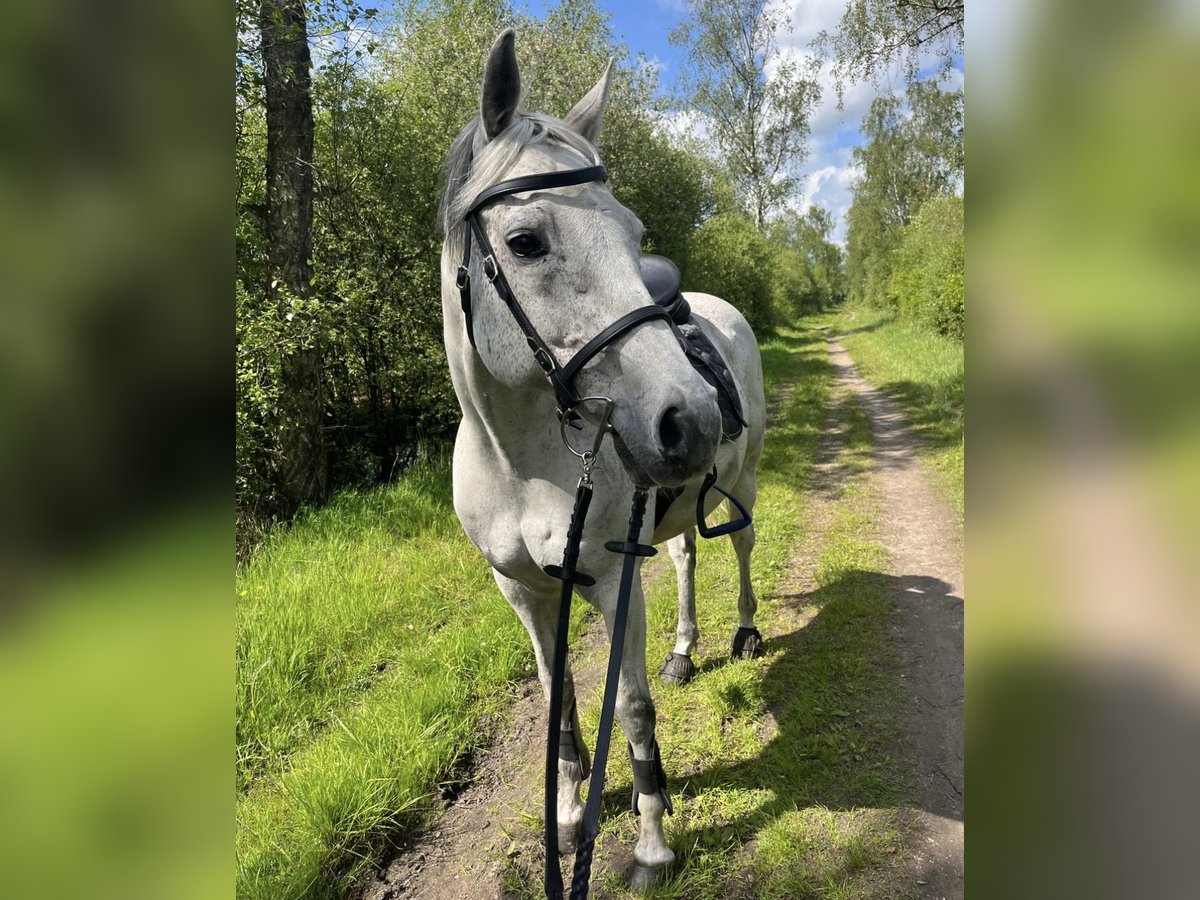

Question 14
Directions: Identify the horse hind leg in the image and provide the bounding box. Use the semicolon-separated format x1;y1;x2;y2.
659;527;698;685
728;473;764;659
492;570;587;852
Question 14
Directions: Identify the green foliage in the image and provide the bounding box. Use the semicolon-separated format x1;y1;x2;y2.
815;0;964;101
888;195;964;339
768;205;846;319
670;0;820;228
685;212;776;332
844;79;963;321
236;280;335;535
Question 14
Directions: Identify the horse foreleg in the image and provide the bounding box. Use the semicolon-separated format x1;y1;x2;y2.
729;472;764;659
492;569;587;850
659;527;699;684
603;579;675;888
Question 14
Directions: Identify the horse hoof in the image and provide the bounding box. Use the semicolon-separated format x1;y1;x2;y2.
557;823;580;855
731;626;764;660
658;652;696;685
630;860;672;892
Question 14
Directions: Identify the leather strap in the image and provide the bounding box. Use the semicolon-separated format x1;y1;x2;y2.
568;489;650;899
541;479;594;899
559;306;675;385
466;165;608;218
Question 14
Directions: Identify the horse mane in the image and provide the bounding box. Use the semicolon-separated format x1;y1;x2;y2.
438;112;602;253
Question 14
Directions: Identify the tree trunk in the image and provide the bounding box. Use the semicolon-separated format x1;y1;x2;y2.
260;0;325;510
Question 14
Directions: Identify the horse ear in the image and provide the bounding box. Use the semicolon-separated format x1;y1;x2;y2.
481;29;521;140
564;58;615;144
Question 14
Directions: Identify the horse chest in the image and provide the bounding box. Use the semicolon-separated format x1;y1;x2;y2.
452;450;575;582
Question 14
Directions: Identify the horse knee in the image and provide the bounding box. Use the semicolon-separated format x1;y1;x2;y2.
618;692;657;746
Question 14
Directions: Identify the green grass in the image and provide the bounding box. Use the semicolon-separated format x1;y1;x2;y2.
235;462;599;899
824;304;964;520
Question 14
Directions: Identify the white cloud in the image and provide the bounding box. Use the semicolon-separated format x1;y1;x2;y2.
656;0;963;245
655;107;713;146
774;0;848;49
792;138;860;246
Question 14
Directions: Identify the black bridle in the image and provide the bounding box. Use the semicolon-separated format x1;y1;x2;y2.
456;163;749;899
457;164;675;421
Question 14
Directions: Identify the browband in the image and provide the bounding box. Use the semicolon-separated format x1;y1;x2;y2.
466;165;608;218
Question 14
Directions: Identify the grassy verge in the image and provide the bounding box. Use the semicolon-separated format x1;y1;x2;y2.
824;305;964;521
500;326;915;899
235;464;595;899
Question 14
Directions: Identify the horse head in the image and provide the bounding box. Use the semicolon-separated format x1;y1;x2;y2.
442;30;722;488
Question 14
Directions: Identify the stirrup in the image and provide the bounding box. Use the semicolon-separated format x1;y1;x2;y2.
696;467;752;538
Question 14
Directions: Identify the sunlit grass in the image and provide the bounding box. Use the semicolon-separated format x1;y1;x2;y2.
235;461;594;899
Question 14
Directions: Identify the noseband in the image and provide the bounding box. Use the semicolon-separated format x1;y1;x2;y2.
456;165;675;421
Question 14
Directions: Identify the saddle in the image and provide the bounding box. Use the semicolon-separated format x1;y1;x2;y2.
639;255;748;528
639;255;746;443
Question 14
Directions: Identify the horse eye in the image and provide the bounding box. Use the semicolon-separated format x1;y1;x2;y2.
505;230;547;259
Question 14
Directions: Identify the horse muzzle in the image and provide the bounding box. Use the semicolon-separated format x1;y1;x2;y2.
612;393;721;488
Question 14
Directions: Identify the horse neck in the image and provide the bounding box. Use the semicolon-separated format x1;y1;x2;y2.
440;250;560;468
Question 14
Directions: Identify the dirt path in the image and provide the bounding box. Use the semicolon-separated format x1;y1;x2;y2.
825;336;965;900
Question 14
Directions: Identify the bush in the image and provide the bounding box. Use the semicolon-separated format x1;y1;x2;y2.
684;212;776;333
888;195;964;339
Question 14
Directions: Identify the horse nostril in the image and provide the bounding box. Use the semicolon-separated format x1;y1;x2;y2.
658;406;685;458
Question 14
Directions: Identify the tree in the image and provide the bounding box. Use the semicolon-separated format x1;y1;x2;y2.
888;195;963;338
816;0;965;101
260;0;327;510
670;0;820;230
686;213;776;332
844;79;962;306
767;205;845;315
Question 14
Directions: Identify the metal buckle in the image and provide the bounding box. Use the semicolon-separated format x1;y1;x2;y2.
532;345;556;375
455;265;469;289
482;255;498;281
559;396;615;484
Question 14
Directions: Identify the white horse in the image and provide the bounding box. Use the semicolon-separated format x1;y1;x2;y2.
438;30;766;890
